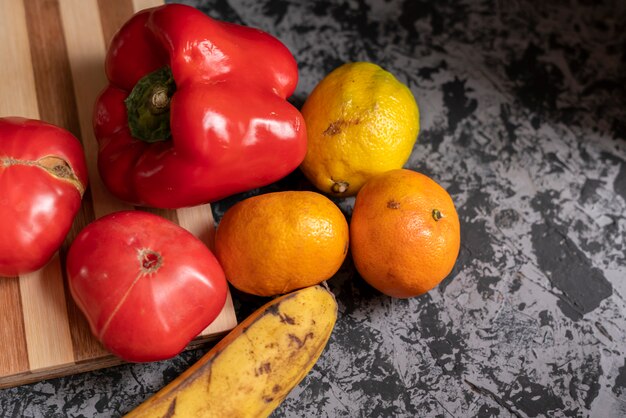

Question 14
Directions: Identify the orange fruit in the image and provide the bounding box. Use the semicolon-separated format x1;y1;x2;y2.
214;191;349;297
350;169;460;298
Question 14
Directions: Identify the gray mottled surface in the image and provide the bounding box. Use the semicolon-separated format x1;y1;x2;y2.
2;0;626;417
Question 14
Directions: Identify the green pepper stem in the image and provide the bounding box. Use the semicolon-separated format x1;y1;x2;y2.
125;66;176;143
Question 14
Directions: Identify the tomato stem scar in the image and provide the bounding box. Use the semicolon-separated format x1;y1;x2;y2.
138;249;163;274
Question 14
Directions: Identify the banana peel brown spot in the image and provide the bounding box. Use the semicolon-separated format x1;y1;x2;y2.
279;313;296;325
162;398;176;418
267;304;280;317
255;362;271;377
288;332;314;349
205;367;212;394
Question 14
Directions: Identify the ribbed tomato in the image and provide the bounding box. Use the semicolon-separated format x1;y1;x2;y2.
0;117;88;276
66;210;227;362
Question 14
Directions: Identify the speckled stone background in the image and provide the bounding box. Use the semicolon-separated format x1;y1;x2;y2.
1;0;626;417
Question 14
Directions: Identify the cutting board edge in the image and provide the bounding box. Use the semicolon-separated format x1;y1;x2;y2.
0;331;228;390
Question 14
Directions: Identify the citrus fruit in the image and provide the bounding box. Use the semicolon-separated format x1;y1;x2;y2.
300;61;420;197
214;191;349;297
350;169;460;298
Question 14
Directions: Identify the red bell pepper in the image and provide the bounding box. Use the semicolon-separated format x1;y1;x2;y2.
94;4;307;208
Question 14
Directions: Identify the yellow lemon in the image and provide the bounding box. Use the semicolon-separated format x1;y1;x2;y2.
300;62;420;196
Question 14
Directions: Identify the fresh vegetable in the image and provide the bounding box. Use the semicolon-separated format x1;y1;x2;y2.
0;117;88;277
300;62;419;196
94;4;307;209
350;169;460;298
215;191;349;297
66;210;228;362
125;285;337;418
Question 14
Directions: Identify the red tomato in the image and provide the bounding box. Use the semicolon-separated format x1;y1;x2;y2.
0;117;88;276
66;211;228;362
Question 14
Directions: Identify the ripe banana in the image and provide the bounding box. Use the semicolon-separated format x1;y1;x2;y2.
125;284;337;418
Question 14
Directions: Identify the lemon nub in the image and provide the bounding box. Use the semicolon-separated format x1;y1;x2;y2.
331;181;349;194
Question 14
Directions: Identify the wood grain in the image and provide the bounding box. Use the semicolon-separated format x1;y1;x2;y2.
0;0;39;119
58;0;135;219
0;0;38;379
24;0;82;137
19;257;74;371
22;0;107;364
0;278;28;376
0;0;237;388
97;0;135;46
133;0;163;12
1;0;75;373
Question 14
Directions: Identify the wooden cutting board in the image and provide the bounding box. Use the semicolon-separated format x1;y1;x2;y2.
0;0;237;389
